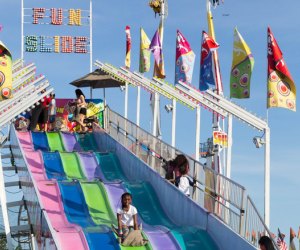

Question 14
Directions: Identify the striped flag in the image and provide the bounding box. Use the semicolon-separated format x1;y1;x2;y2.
0;41;13;101
290;227;296;250
230;28;254;99
277;229;288;250
175;30;195;85
125;26;131;68
139;28;151;73
267;27;296;111
199;31;219;91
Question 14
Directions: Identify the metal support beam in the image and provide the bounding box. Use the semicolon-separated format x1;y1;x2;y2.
171;99;176;147
226;114;233;179
0;153;13;250
264;127;271;227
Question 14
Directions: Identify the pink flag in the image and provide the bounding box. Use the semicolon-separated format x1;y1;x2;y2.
175;30;195;85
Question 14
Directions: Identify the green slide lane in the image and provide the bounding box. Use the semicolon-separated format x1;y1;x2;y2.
94;153;126;181
46;132;65;151
60;152;85;180
80;181;152;250
80;181;117;226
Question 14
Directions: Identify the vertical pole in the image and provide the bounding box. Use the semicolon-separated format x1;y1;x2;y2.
195;106;201;161
89;0;93;98
124;82;128;119
171;99;176;147
136;86;140;126
21;0;24;64
226;114;233;179
0;153;13;250
152;92;158;136
264;127;270;227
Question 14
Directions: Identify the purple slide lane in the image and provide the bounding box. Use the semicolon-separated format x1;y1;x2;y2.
17;134;89;250
105;183;180;250
60;131;82;152
76;152;106;181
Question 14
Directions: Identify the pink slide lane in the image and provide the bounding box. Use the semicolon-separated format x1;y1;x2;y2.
18;134;89;250
17;131;34;151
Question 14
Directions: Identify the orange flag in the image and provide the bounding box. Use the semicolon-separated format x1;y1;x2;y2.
125;26;131;68
267;27;296;111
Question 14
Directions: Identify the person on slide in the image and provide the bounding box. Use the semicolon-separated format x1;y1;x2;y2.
112;192;148;246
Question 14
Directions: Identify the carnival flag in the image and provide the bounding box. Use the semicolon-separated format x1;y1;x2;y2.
267;27;296;111
230;28;254;99
0;41;12;101
199;31;219;91
289;227;296;250
150;26;165;79
175;30;195;85
125;26;131;68
277;229;288;250
139;28;151;73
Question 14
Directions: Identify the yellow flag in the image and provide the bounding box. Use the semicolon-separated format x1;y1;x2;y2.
0;41;13;101
139;28;151;73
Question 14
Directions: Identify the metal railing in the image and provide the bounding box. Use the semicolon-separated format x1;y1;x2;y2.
104;106;277;248
106;107;245;231
244;196;279;249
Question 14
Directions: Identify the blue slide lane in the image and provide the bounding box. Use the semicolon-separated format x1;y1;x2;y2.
94;152;126;182
58;181;120;250
75;132;98;151
126;182;218;250
42;151;66;181
31;131;49;151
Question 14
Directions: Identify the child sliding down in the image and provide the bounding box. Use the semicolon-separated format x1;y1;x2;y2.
113;192;148;246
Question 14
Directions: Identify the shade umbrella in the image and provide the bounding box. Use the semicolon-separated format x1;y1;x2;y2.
69;68;125;100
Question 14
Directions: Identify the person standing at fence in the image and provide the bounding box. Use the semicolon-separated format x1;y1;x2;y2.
48;93;56;131
162;154;187;183
176;158;196;196
38;90;51;131
258;235;275;250
75;89;87;132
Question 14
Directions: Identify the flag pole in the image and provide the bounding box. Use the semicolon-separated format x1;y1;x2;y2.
206;0;223;174
152;1;165;138
21;0;24;65
89;0;93;99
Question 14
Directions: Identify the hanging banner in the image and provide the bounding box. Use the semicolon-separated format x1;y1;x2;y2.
213;131;228;147
0;41;13;101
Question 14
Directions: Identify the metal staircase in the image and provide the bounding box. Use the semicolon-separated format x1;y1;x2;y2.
0;60;54;249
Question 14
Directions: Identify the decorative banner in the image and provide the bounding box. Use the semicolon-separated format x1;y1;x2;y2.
139;28;151;73
175;30;195;85
230;28;254;99
199;31;219;91
125;26;131;68
213;131;228;147
54;99;104;131
0;41;13;101
267;27;296;111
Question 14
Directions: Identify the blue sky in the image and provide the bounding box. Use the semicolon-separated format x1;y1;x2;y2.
1;0;299;238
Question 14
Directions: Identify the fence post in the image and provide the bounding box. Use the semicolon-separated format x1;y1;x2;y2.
239;193;246;236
